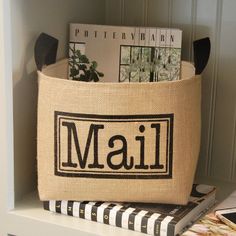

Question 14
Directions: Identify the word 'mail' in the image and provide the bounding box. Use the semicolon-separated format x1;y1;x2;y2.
55;112;173;179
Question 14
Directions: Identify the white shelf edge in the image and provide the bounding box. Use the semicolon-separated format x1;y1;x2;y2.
0;0;14;209
6;177;236;236
7;192;144;236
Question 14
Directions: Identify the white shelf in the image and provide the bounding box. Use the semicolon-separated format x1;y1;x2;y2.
6;179;236;236
5;178;235;236
7;183;236;236
8;192;144;236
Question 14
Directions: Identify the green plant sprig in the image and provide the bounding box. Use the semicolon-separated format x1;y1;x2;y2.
69;47;104;82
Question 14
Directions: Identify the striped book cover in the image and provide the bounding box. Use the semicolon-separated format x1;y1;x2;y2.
43;184;216;236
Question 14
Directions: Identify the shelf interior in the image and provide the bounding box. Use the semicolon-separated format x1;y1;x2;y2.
8;178;235;236
10;191;144;236
10;0;106;203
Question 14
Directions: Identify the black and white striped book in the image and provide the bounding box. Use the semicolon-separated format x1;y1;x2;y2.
43;184;216;236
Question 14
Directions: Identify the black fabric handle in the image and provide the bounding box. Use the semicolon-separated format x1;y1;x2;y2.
193;37;211;75
34;33;58;71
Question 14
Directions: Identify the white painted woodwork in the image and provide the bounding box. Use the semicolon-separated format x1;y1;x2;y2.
210;0;236;181
0;0;14;213
105;0;236;184
10;0;106;203
194;0;219;178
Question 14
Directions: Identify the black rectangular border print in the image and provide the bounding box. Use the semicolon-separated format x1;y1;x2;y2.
54;111;173;179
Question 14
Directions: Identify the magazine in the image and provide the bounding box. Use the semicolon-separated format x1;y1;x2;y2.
69;23;182;82
182;213;236;236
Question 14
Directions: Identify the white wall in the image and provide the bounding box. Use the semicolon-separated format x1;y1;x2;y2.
11;0;106;201
106;0;236;184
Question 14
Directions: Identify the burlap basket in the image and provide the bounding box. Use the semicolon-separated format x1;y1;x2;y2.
37;59;201;205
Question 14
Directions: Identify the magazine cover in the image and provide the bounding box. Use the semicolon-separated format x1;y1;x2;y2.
182;213;236;236
69;23;182;82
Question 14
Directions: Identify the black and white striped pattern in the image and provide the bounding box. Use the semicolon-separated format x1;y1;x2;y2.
43;201;175;236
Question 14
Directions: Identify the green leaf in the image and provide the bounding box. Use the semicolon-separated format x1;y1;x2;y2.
78;74;88;82
89;71;99;82
91;61;98;69
70;55;77;60
93;73;99;82
70;68;79;77
79;55;89;64
69;49;104;82
79;64;87;70
75;49;81;57
84;70;92;81
96;71;104;77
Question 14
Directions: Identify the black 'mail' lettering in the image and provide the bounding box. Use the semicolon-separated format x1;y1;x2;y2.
62;121;78;168
62;122;104;169
107;135;134;170
150;123;164;169
135;125;148;169
88;124;105;169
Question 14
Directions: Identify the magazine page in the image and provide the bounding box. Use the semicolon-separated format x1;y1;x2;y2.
69;24;182;82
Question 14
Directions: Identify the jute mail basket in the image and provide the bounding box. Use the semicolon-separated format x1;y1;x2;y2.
37;59;201;205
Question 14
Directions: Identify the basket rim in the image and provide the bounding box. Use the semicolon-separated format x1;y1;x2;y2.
39;59;200;86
